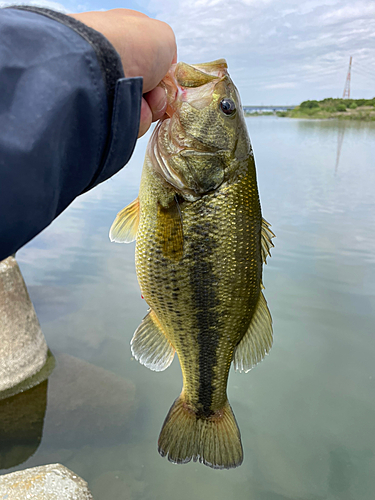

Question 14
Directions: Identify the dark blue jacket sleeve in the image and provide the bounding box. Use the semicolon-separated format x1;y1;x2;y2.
0;8;143;261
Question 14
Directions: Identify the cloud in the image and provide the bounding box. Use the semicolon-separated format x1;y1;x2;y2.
265;82;297;89
3;0;374;103
144;0;375;103
319;3;375;25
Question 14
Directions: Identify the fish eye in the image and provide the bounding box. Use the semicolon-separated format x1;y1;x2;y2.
220;98;236;116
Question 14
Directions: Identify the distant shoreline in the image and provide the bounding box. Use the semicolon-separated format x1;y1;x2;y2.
244;98;375;121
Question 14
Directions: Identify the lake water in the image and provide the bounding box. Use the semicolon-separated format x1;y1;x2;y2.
2;117;375;499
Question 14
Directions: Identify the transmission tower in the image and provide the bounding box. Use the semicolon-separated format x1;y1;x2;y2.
342;56;352;98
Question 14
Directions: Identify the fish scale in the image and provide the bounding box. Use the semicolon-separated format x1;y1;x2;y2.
135;154;261;412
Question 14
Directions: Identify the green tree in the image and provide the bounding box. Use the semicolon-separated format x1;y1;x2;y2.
300;100;320;109
336;104;347;112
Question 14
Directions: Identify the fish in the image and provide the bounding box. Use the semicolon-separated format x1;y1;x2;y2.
110;59;275;470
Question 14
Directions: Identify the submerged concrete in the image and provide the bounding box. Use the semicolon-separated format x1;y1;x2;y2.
0;256;48;392
0;380;48;470
0;463;93;499
43;353;137;447
0;353;136;470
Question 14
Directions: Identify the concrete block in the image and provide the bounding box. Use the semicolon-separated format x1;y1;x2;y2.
0;463;93;499
0;256;48;393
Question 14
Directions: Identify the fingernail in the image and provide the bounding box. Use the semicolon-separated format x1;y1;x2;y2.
155;93;168;115
156;97;167;114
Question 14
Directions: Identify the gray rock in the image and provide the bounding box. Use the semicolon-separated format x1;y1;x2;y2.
0;463;93;499
0;256;48;393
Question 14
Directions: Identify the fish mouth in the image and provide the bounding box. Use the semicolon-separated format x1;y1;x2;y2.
160;59;228;119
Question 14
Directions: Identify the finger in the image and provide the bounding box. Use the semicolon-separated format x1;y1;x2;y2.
138;97;152;138
144;86;167;123
110;8;148;18
70;11;177;94
139;19;177;93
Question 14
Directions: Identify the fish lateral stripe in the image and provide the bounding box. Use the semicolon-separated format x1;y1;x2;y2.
188;219;222;416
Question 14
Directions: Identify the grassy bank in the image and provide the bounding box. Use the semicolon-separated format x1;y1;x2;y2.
277;98;375;120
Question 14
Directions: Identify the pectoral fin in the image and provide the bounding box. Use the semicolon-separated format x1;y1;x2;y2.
131;310;175;371
157;196;184;261
109;198;140;243
261;218;275;264
233;292;273;373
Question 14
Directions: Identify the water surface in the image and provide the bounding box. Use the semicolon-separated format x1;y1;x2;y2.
3;117;375;500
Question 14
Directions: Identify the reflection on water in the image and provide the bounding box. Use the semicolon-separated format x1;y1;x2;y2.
335;124;346;174
1;118;374;499
0;381;47;470
0;352;137;467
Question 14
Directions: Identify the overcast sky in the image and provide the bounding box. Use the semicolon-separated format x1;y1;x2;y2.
3;0;375;104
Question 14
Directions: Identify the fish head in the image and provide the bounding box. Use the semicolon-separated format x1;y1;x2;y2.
149;60;251;201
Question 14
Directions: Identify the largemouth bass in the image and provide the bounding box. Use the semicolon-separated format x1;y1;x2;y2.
110;59;274;469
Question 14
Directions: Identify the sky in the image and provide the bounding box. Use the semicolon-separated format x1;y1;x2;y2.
2;0;375;104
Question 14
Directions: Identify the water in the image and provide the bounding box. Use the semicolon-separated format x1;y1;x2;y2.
2;117;375;499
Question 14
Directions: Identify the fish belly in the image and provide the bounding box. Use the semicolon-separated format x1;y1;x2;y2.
136;163;262;417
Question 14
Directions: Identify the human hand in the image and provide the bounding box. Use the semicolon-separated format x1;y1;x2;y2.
69;9;177;137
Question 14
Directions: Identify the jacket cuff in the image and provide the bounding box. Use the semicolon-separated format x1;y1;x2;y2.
11;6;124;114
10;6;142;188
85;76;143;189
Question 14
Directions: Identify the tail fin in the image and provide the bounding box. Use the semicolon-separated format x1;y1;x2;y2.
158;396;243;469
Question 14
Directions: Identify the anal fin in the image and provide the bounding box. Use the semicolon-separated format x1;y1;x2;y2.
233;291;273;373
131;310;175;371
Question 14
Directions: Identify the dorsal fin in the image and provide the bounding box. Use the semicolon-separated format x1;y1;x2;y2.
131;310;175;372
233;291;273;373
261;218;275;264
109;198;140;243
